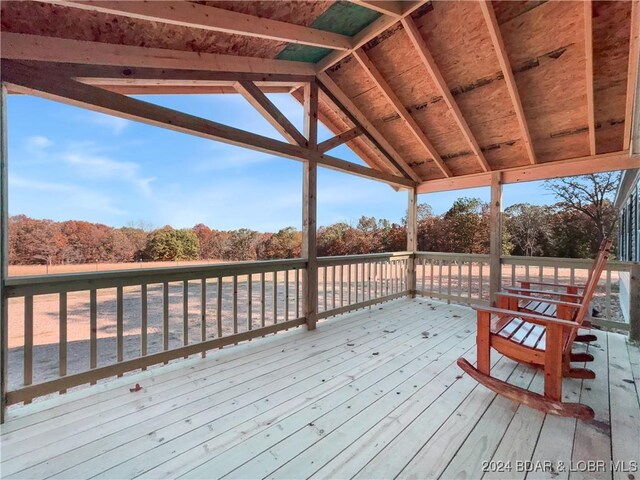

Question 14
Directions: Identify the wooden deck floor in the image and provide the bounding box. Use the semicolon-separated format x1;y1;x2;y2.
1;299;639;480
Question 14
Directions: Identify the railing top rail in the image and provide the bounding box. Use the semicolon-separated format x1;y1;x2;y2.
318;251;412;265
415;251;490;260
4;258;307;297
501;255;638;271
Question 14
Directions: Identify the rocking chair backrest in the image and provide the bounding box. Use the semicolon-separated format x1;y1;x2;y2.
574;239;613;325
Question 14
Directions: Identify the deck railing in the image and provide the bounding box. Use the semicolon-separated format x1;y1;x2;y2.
416;252;638;333
4;259;306;406
317;252;411;319
3;251;637;408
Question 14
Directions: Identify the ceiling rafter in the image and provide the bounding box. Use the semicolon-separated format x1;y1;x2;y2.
1;33;316;75
418;152;638;194
353;48;452;178
350;1;404;18
402;17;490;173
1;60;414;188
234;80;307;147
317;71;423;182
584;0;596;155
624;0;640;150
38;0;353;51
479;0;537;166
316;0;428;72
317;127;363;153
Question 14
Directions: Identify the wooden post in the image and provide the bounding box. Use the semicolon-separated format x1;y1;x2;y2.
407;187;418;298
0;85;8;423
489;171;503;305
302;81;318;330
629;264;640;344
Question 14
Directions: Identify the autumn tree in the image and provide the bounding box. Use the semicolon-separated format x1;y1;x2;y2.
144;227;199;261
259;227;301;259
504;204;552;256
222;228;259;261
544;173;619;253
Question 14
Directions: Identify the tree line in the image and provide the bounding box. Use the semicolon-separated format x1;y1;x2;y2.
8;174;619;265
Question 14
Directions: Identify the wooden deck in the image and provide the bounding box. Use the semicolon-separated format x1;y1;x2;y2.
1;298;638;479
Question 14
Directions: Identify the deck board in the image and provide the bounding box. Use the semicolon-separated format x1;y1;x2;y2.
1;298;637;480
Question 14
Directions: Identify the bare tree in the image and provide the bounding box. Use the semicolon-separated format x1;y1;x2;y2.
504;204;551;256
544;173;620;245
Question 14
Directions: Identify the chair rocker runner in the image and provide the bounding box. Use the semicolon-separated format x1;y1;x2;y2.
457;239;612;420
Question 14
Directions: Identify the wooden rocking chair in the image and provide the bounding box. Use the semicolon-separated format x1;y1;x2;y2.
504;238;611;333
457;240;612;420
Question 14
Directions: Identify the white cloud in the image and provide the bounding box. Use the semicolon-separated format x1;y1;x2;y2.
60;150;155;196
9;175;127;216
84;112;131;135
26;135;53;150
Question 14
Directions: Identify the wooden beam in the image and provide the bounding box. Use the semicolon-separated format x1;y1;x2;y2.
10;61;316;86
625;0;640;150
479;0;537;165
97;85;294;95
0;85;8;424
40;0;353;51
417;151;638;193
489;172;503;305
584;0;596;155
407;187;418;298
353;48;452;178
302;81;318;331
234;80;307;147
1;33;316;76
316;1;427;72
316;73;422;182
350;1;403;17
1;61;414;188
317;127;363;153
402;17;490;173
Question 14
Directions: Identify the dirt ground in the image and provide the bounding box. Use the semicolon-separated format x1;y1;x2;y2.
5;261;626;395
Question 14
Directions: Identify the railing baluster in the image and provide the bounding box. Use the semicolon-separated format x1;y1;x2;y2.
511;264;515;287
260;272;266;328
355;262;359;302
525;264;530;282
374;262;379;299
216;278;223;338
458;261;462;298
273;271;278;324
295;268;300;318
200;279;206;358
467;259;472;303
322;266;327;312
438;261;443;295
248;274;253;330
554;266;558;285
163;282;169;354
59;292;67;387
429;261;434;294
478;263;483;300
90;289;97;372
340;264;344;307
117;286;124;369
539;265;544;282
348;262;352;305
284;270;289;321
363;262;367;299
448;261;453;303
24;295;33;389
421;258;426;293
183;281;189;355
606;268;612;321
233;275;238;335
570;267;575;285
332;264;337;309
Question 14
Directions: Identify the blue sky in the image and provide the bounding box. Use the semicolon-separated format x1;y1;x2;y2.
7;93;555;232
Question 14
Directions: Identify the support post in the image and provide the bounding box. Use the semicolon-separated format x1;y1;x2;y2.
407;187;418;298
0;85;8;423
629;264;640;344
302;81;318;330
489;171;503;305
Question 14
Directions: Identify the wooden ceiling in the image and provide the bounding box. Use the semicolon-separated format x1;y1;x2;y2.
1;0;639;192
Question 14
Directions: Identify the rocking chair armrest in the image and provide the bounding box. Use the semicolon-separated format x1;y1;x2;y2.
504;287;584;299
496;292;582;309
471;305;581;329
517;281;586;291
